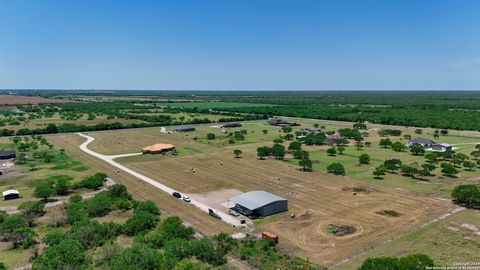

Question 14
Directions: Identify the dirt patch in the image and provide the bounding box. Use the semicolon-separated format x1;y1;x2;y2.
376;209;402;217
0;95;71;105
342;186;376;194
327;224;357;236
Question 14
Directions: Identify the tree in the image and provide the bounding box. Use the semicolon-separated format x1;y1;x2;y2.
384;158;402;173
420;163;436;176
262;129;268;134
414;129;423;134
451;184;480;209
425;152;439;163
358;257;400;270
284;133;294;140
55;177;70;196
32;239;88;270
134;200;160;216
441;163;459;177
358;253;434;270
271;143;285;159
470;150;480;160
122;211;158;236
337;146;345;155
392;141;407;152
273;138;283;144
365;141;372;147
409;144;425;156
400;165;418;177
293;149;309;160
358;154;370;165
34;181;55;202
440;129;448;135
476;144;480;150
353;122;367;130
379;138;392;148
95;242;123;267
233;149;242;158
281;126;292;133
398;253;434;270
463;161;476;171
45;123;58;134
206;133;215;140
256;146;271;159
327;163;346;175
373;166;386;179
19;200;45;226
299;158;312;171
288;141;302;150
326;147;337;156
313;123;320;128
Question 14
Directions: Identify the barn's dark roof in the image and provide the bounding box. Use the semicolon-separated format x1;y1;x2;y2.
409;137;435;145
0;150;16;158
230;190;287;210
175;125;195;131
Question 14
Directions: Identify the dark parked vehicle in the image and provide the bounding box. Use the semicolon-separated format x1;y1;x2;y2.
172;192;181;198
208;208;221;219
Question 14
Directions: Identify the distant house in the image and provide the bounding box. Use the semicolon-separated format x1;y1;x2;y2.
2;189;20;200
407;137;436;148
301;127;323;134
222;122;242;128
142;143;176;154
0;150;16;160
175;125;195;132
431;143;453;152
325;134;342;141
268;117;288;126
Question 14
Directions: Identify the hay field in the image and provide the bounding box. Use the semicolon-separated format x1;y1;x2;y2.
117;144;451;265
83;125;453;265
50;118;480;266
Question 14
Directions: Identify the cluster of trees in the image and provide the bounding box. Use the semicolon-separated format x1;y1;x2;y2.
33;173;107;202
257;144;286;160
377;129;402;137
0;211;37;249
451;184;480;209
358;253;434;270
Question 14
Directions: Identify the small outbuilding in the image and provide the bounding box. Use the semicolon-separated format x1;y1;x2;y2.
142;143;176;154
301;127;323;134
229;190;288;218
222;122;242;128
431;143;453;152
2;189;20;200
268;117;288;126
175;125;196;132
0;150;16;160
407;137;436;148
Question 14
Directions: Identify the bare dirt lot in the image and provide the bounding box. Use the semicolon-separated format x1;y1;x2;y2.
0;95;71;105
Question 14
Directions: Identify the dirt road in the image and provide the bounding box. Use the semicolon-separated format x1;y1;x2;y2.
77;133;243;227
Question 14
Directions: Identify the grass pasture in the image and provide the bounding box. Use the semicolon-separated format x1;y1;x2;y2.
45;117;480;267
75;124;454;266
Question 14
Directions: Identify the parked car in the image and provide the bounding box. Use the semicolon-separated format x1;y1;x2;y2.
228;209;239;217
208;208;222;219
172;192;181;198
182;195;191;202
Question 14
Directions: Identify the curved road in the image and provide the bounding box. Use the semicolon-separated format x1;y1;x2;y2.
77;133;242;227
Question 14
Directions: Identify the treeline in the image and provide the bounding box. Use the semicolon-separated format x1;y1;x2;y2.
219;105;480;131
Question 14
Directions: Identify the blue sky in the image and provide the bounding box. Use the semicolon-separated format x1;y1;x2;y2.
0;0;479;90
